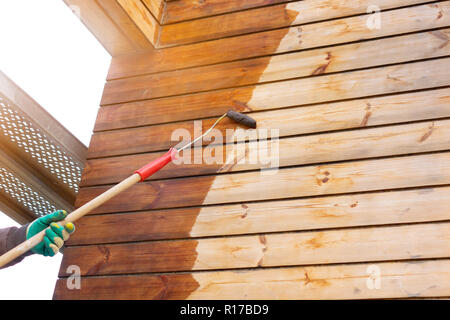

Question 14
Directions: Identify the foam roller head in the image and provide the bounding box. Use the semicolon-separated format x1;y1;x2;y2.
226;110;257;129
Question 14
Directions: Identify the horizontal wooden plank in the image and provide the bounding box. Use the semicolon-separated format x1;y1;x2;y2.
64;0;153;56
142;0;165;22
60;222;450;275
117;0;159;46
53;260;450;299
68;186;450;245
163;0;291;24
93;58;450;157
158;0;428;47
107;1;450;79
76;152;450;213
103;29;450;103
96;79;450;133
83;118;450;185
88;88;450;184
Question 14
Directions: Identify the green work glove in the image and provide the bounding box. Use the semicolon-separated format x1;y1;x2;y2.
26;210;76;257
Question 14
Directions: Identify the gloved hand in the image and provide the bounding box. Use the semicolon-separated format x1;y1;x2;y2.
26;210;75;257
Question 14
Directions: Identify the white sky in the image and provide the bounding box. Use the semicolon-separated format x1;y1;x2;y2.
0;0;111;299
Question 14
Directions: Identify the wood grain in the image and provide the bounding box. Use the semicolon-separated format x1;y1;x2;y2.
142;0;165;22
83;118;450;185
56;0;450;301
107;1;450;79
53;259;450;299
76;152;450;213
60;222;450;275
158;0;428;47
163;0;291;24
102;29;450;103
68;186;450;245
117;0;159;46
63;0;153;56
95;82;450;132
93;58;450;157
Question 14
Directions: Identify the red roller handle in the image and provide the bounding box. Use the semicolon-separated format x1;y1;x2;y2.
135;148;177;182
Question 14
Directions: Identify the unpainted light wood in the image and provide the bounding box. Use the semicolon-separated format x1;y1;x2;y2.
60;222;450;275
54;259;450;299
84;118;450;185
55;0;450;300
76;152;450;213
95;82;450;131
68;186;450;245
94;58;450;158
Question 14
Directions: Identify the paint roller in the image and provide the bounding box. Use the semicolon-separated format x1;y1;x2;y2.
134;110;257;180
0;110;258;268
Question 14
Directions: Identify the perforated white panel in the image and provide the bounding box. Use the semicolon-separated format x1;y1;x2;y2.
0;96;82;193
0;167;56;216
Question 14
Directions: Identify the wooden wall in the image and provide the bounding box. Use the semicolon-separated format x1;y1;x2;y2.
54;0;450;299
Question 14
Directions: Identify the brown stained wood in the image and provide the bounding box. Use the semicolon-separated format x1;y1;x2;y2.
54;259;450;299
54;272;201;300
60;222;450;275
159;1;298;46
76;152;450;213
116;0;159;46
163;0;291;24
142;0;165;22
64;0;153;56
58;0;450;300
102;29;450;105
58;2;301;298
158;0;428;47
82;118;450;185
107;1;450;79
68;186;450;245
95;83;450;132
92;58;450;158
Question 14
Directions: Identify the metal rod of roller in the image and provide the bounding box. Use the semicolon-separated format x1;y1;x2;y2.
177;110;257;152
0;110;258;269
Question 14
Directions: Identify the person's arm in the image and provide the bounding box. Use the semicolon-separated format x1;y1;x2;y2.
0;210;75;269
0;225;33;269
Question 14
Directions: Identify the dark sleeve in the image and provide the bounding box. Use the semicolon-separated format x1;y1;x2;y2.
0;224;34;269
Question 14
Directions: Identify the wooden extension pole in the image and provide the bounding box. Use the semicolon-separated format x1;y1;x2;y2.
0;173;142;269
0;147;177;269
